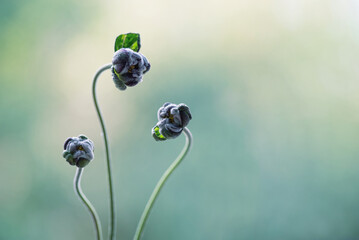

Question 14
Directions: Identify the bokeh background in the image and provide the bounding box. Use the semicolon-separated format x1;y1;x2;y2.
1;0;359;239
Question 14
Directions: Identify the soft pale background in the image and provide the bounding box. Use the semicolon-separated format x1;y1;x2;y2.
1;0;359;239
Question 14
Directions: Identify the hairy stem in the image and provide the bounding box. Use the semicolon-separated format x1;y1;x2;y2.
133;127;193;240
74;168;103;240
92;63;116;240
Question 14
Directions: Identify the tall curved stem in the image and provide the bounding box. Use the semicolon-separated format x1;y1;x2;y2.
74;168;103;240
92;63;116;240
133;127;193;240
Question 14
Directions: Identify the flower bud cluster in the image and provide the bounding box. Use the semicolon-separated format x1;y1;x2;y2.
152;102;192;141
63;135;94;168
111;48;150;90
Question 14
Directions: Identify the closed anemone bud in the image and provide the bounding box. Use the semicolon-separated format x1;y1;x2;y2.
111;48;151;90
152;102;192;141
62;134;94;168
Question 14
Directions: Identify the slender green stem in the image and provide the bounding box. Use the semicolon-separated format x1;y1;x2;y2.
133;127;193;240
92;63;116;240
74;168;103;240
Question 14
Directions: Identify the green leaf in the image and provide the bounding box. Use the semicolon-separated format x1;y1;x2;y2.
114;33;141;52
153;126;166;140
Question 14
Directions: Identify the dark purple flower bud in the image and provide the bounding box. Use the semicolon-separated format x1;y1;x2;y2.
111;48;150;90
62;135;94;168
152;103;192;141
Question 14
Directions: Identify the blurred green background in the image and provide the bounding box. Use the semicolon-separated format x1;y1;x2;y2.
1;0;359;239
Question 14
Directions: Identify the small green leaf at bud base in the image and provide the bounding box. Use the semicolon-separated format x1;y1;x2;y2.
152;126;166;141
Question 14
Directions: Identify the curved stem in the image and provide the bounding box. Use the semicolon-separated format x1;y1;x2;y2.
133;127;193;240
92;63;116;240
74;168;103;240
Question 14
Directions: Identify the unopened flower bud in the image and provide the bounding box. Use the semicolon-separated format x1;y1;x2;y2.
62;135;94;168
152;103;192;141
111;48;150;90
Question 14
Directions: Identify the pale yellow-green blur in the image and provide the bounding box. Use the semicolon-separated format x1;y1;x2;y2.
1;0;359;239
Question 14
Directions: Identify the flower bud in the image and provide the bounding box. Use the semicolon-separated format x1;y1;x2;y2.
152;103;192;141
62;135;94;168
111;48;150;90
